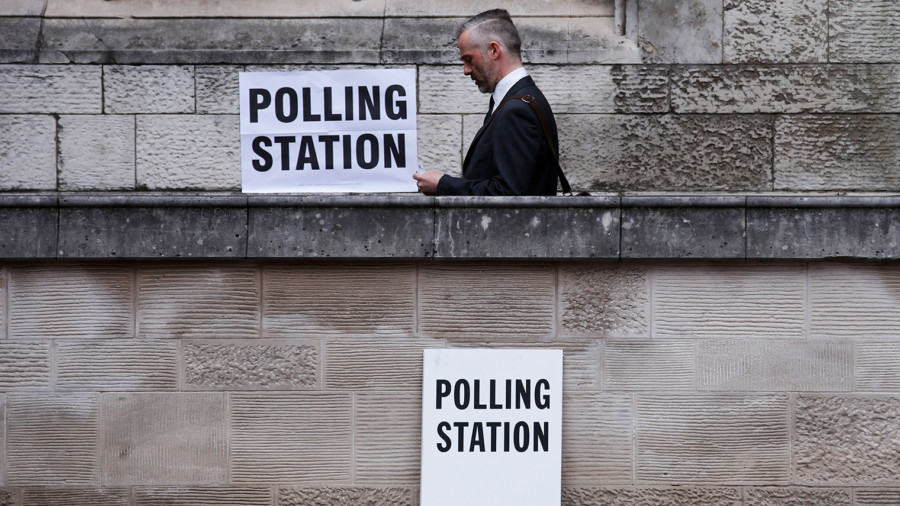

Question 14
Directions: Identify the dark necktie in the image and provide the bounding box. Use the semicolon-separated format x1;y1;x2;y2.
483;96;495;126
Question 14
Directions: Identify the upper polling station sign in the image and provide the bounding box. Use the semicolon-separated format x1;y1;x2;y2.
421;349;563;506
239;69;418;193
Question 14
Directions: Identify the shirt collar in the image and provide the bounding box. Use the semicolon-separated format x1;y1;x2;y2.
490;66;529;114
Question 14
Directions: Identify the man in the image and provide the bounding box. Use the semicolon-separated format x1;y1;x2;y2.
413;9;560;196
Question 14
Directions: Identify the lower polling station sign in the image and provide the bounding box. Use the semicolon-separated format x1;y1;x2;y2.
421;349;563;506
239;69;417;193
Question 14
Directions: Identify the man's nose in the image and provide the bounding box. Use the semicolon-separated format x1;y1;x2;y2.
463;64;472;75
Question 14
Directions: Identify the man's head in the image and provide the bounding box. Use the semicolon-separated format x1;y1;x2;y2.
456;9;523;94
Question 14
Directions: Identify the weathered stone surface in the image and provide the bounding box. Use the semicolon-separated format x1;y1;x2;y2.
858;342;900;391
355;392;420;484
417;114;462;175
59;204;247;258
516;66;670;114
324;338;441;390
0;342;50;389
724;0;827;63
698;340;852;392
747;205;900;259
671;65;900;113
137;265;259;337
774;115;900;191
829;0;900;63
56;341;179;391
21;488;131;506
856;489;900;506
58;115;135;191
263;264;415;337
184;340;318;389
555;17;640;64
621;201;745;258
636;394;790;484
0;0;44;15
434;200;620;258
249;203;434;258
104;65;195;114
133;487;272;506
653;264;805;338
603;341;694;390
0;206;58;258
636;0;723;63
0;17;39;63
419;263;555;338
7;265;133;339
744;487;851;506
137;115;240;190
196;65;242;114
230;393;352;483
7;393;99;485
418;65;487;114
46;0;387;17
557;114;773;192
0;65;101;113
808;263;900;338
561;487;741;505
562;393;633;484
0;115;57;190
278;487;416;506
382;18;459;64
101;393;227;485
560;263;649;336
40;18;383;64
795;395;900;484
385;0;615;16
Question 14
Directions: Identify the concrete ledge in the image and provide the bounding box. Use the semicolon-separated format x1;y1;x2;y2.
2;193;899;260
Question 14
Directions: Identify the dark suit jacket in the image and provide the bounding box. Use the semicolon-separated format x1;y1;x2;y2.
436;76;559;196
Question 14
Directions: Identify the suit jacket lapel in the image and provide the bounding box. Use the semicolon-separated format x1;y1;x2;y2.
462;76;535;171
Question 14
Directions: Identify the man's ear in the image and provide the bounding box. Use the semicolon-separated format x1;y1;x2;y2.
488;40;502;59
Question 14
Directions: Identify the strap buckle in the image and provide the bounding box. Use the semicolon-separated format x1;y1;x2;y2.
520;95;535;104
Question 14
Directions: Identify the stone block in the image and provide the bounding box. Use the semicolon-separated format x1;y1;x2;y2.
557;114;773;192
0;0;44;15
856;489;900;506
562;393;633;485
418;66;498;114
183;340;318;390
808;263;900;338
101;393;227;485
529;66;669;114
560;263;649;337
744;487;851;506
858;342;900;391
774;115;900;191
229;393;352;483
21;488;131;506
58;115;136;191
0;17;39;63
385;0;615;16
263;264;415;337
652;264;806;339
417;114;462;175
794;395;900;484
0;115;57;190
382;18;459;64
670;65;900;113
565;17;641;64
56;341;179;391
621;199;746;259
7;265;133;339
355;392;420;484
724;0;827;63
829;0;900;63
278;487;416;506
0;65;101;113
0;489;12;506
136;115;240;190
40;18;383;64
133;487;272;506
747;204;900;259
0;342;50;389
0;205;58;258
561;487;742;505
603;340;694;390
46;0;387;17
636;0;723;63
196;65;242;114
248;201;434;258
698;340;853;392
419;263;555;338
434;199;619;258
7;393;99;485
58;201;248;258
137;265;260;338
636;394;790;484
324;338;441;390
104;65;195;114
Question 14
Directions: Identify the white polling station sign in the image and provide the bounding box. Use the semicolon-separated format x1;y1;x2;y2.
421;349;563;506
239;69;418;193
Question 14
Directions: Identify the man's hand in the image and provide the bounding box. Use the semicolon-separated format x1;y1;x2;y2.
413;170;444;196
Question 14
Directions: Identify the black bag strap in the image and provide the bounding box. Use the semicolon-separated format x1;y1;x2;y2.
495;94;574;195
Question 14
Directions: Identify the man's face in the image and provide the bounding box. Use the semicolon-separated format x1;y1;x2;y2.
458;29;498;94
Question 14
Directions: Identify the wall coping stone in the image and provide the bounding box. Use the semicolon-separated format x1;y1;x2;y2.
1;193;899;260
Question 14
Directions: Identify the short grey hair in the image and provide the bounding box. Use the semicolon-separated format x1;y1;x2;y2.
456;9;522;59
